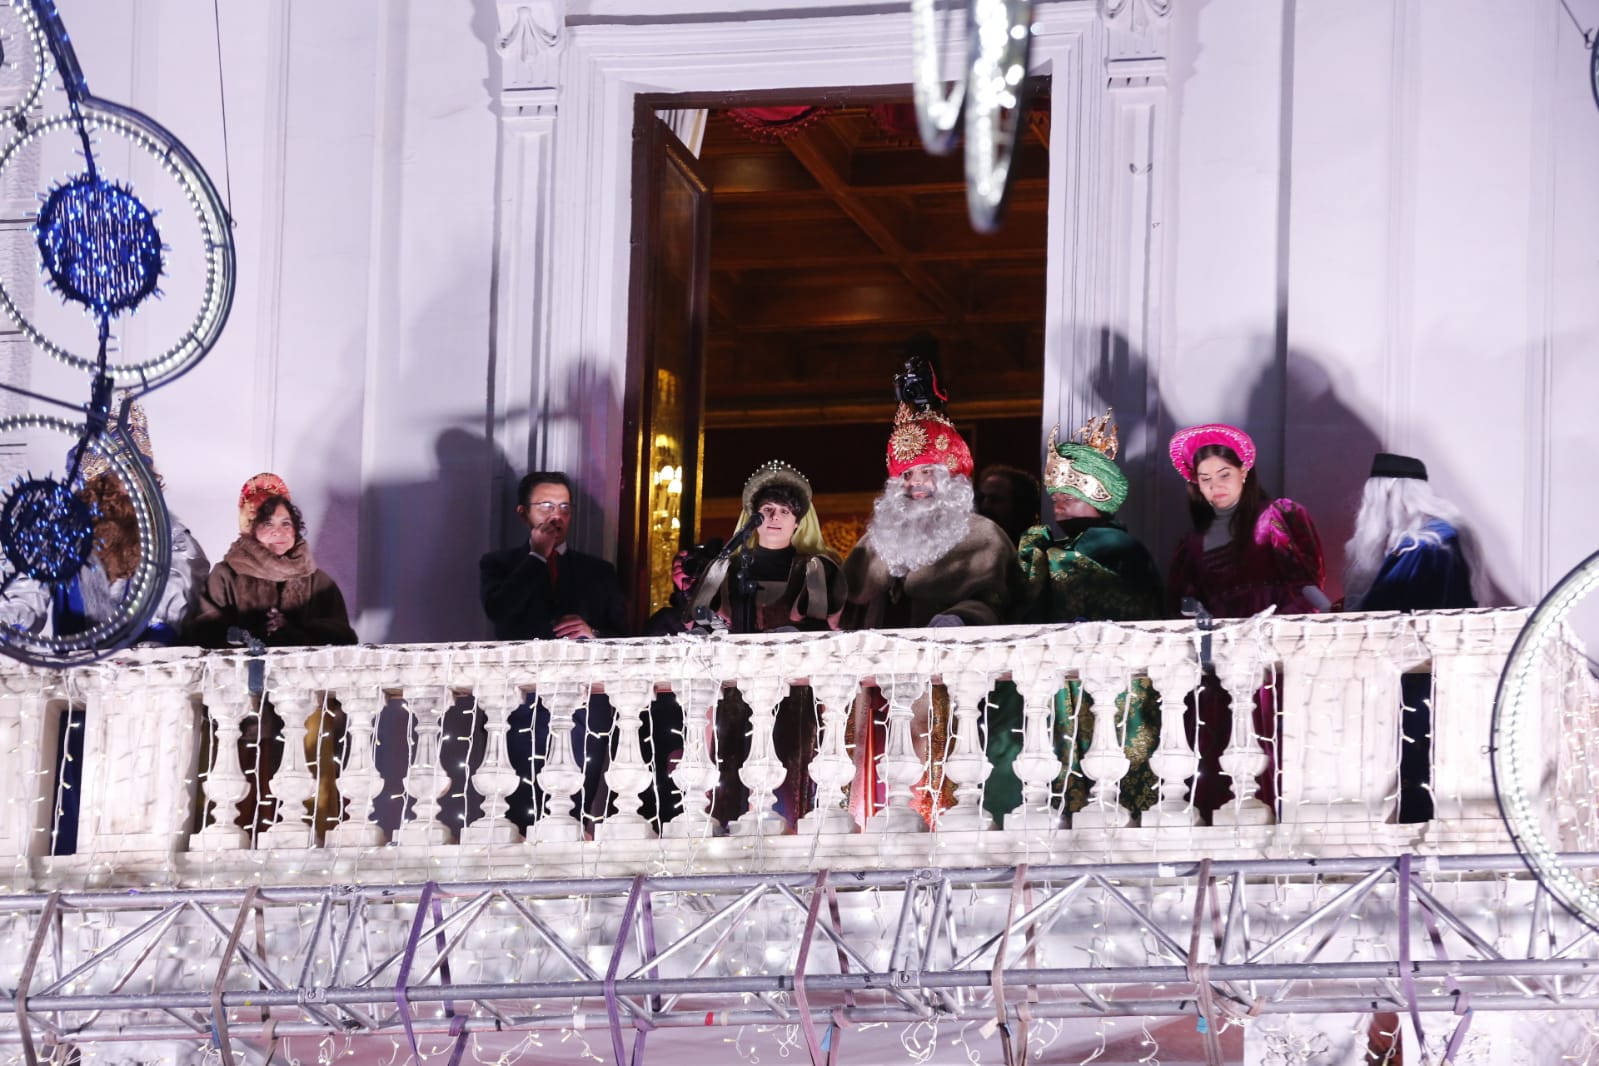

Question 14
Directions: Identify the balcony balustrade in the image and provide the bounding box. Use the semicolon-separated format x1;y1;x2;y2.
0;607;1588;892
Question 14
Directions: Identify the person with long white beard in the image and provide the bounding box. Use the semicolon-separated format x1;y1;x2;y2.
842;355;1021;826
1341;452;1488;824
842;381;1019;630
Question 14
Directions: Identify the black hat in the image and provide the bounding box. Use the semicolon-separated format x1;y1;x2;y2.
1370;452;1428;480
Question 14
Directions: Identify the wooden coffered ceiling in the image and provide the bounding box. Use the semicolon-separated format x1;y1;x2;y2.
694;103;1050;428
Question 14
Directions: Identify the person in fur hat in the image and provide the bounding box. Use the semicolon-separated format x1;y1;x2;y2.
187;474;356;648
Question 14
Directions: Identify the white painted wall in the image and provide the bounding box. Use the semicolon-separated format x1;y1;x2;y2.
11;0;1596;644
45;0;503;642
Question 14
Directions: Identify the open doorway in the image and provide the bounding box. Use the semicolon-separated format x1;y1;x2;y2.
623;92;1051;628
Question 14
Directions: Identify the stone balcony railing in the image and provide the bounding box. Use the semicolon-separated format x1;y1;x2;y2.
0;607;1588;892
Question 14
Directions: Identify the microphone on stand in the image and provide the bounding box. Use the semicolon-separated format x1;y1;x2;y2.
716;511;764;559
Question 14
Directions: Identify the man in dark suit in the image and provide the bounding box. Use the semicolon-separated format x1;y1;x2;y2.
480;471;628;832
480;471;626;640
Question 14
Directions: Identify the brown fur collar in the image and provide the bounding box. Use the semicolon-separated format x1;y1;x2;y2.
222;534;319;582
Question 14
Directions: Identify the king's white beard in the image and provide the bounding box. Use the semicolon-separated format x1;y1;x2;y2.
862;473;975;578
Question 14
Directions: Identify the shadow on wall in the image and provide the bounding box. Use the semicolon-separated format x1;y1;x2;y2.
315;426;518;645
1088;332;1506;607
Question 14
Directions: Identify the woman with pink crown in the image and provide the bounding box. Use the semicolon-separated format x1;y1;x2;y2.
1167;423;1329;817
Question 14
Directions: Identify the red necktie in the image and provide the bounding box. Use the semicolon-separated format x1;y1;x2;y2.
547;551;560;590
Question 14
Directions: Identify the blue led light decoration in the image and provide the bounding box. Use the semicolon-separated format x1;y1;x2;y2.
0;0;234;667
36;175;164;319
0;475;95;583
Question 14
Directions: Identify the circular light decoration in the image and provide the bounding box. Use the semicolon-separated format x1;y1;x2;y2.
0;0;234;666
0;415;171;668
910;0;1034;234
0;475;96;583
36;175;164;319
1492;547;1599;930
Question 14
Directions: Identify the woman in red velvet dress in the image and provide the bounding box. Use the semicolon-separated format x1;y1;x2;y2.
1167;424;1328;817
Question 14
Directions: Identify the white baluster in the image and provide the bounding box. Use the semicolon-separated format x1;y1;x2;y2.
193;686;252;851
664;676;723;839
396;685;456;846
1143;660;1201;827
867;672;931;834
938;662;996;832
259;683;318;848
0;673;54;859
462;682;525;845
1071;668;1132;830
798;674;860;835
325;688;389;848
531;681;589;843
1212;654;1272;827
1005;662;1065;832
596;676;659;841
731;669;790;837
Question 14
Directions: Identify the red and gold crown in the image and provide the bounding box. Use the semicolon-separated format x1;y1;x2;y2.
885;347;973;479
887;405;973;479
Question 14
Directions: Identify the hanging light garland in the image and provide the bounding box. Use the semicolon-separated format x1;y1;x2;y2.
909;0;1035;234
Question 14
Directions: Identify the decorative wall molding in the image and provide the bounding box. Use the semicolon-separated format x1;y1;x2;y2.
488;1;1112;556
497;1;566;92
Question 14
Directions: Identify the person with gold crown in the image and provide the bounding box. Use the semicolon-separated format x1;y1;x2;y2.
983;411;1165;821
842;350;1021;826
680;460;847;829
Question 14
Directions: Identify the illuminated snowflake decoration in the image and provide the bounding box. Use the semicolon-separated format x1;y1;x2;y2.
35;174;164;318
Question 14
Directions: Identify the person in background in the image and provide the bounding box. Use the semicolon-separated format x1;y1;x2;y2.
1167;423;1328;817
0;398;209;855
188;474;356;839
986;412;1164;822
479;471;626;831
1342;451;1488;823
681;460;846;828
975;463;1041;547
843;354;1021;826
189;475;357;648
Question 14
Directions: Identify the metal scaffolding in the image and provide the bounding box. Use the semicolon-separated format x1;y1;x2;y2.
1;853;1596;1065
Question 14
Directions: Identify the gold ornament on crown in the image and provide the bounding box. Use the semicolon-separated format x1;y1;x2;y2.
1043;408;1119;502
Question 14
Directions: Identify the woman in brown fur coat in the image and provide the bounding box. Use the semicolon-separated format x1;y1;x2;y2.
188;479;356;648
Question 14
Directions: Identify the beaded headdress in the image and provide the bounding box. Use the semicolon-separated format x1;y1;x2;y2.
741;460;814;517
1168;422;1256;481
1044;409;1126;513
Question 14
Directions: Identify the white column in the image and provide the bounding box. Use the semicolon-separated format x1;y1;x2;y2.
192;686;252;852
1424;612;1522;848
867;673;931;835
731;671;790;838
664;675;722;838
531;681;589;843
938;665;996;832
78;670;204;854
325;688;389;848
463;682;525;845
395;685;455;846
1212;654;1271;828
1005;662;1065;833
259;684;318;849
1072;669;1132;830
1142;660;1200;828
596;677;659;842
0;673;56;860
799;674;860;836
